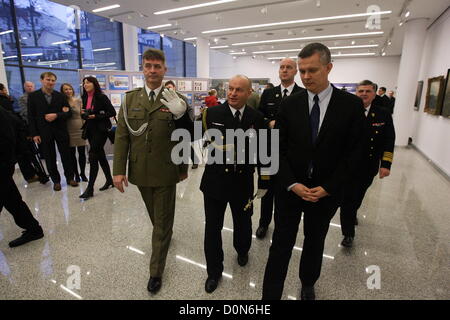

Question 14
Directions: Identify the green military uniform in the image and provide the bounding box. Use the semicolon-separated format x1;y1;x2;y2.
113;86;190;277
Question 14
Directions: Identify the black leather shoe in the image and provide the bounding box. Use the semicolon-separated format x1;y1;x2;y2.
301;286;315;300
99;181;113;191
237;253;248;266
9;227;44;248
205;276;221;293
79;188;94;199
147;277;162;293
341;236;354;248
355;218;359;225
255;226;267;239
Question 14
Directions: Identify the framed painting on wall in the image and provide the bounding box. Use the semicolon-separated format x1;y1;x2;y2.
424;76;445;115
414;80;423;111
441;69;450;118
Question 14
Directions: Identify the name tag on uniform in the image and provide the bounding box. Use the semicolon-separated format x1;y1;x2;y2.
212;122;224;126
372;122;385;127
160;107;171;113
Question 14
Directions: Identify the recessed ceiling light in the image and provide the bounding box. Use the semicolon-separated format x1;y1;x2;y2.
232;31;384;46
147;24;172;29
230;52;246;55
154;0;237;15
183;37;197;41
92;4;120;13
210;45;229;49
202;11;392;34
405;10;410;18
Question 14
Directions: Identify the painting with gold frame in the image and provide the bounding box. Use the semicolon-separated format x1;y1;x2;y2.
424;76;445;115
441;69;450;118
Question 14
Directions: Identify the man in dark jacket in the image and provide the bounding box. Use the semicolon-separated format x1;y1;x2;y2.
0;107;44;248
339;80;395;247
200;75;269;293
27;72;77;191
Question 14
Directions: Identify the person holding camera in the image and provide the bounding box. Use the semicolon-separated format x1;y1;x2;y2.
79;76;116;199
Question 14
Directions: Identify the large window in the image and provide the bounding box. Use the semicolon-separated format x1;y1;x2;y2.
163;36;184;77
0;0;19;64
185;42;197;77
14;0;79;69
80;12;124;71
24;68;80;95
4;65;22;98
138;29;161;70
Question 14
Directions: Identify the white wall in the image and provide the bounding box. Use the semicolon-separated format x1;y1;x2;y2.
412;9;450;177
210;50;400;90
330;56;400;92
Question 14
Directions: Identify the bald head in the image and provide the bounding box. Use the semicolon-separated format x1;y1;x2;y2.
279;58;297;86
23;81;35;93
227;75;252;109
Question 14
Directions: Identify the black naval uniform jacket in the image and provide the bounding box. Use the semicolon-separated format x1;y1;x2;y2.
200;102;269;201
259;84;304;123
362;104;396;177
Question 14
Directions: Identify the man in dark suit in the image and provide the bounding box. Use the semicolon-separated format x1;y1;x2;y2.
262;43;365;300
0;107;44;248
387;90;396;114
256;58;304;239
340;80;395;247
200;75;269;293
376;86;391;113
28;72;77;191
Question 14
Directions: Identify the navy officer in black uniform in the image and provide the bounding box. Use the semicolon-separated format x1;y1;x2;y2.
200;75;269;293
256;58;304;239
340;80;396;247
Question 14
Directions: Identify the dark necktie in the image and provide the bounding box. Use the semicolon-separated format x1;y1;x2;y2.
282;88;288;99
310;95;320;144
234;110;241;128
149;90;155;106
308;95;320;177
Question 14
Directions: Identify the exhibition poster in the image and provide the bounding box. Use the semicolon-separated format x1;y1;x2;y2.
109;75;130;90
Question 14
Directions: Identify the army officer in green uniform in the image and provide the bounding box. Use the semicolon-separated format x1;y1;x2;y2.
113;48;193;294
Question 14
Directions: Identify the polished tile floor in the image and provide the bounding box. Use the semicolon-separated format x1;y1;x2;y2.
0;146;449;300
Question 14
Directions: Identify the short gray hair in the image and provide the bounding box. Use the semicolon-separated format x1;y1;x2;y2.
298;42;331;65
357;80;377;91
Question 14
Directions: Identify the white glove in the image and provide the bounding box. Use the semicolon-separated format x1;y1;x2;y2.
256;189;268;199
161;88;187;119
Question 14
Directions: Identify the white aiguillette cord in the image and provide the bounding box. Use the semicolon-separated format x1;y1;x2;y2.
122;93;148;136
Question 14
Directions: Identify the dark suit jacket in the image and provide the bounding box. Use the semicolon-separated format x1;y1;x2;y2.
200;102;268;201
81;93;116;134
259;83;304;122
276;86;365;196
27;89;71;137
0;94;14;113
362;104;396;176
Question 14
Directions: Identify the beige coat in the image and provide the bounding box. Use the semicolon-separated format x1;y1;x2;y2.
66;97;86;147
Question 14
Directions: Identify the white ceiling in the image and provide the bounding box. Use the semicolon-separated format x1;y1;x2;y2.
51;0;449;61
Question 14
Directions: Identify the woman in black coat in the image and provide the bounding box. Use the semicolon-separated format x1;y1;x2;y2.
79;76;116;199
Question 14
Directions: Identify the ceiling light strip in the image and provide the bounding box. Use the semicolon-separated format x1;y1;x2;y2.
232;31;384;46
154;0;237;15
252;44;379;54
266;52;377;59
92;4;120;13
210;45;229;49
147;24;172;29
202;11;392;34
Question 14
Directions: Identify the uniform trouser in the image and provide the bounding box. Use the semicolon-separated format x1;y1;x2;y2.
203;193;253;279
138;185;176;278
0;166;40;232
262;183;338;299
70;146;86;179
87;133;111;188
259;180;277;228
41;130;73;183
339;174;375;237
